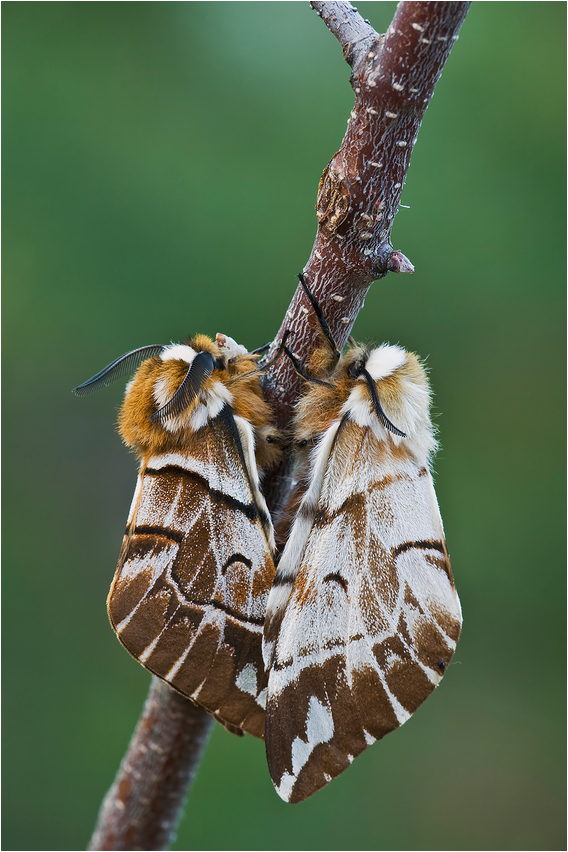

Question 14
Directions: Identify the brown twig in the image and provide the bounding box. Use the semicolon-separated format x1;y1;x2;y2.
89;679;213;851
88;2;470;848
264;1;471;428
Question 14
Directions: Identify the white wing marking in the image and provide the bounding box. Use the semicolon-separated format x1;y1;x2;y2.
234;415;275;551
276;696;335;801
235;663;258;696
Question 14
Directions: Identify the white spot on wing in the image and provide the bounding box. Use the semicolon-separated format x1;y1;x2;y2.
276;772;295;802
235;663;258;696
273;696;335;801
291;737;312;776
390;694;412;726
306;696;334;745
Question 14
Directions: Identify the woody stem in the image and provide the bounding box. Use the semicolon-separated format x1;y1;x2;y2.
262;1;471;429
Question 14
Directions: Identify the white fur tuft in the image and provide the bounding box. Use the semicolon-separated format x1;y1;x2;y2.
160;344;197;364
364;344;406;381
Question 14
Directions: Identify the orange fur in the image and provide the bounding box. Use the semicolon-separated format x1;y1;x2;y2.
280;341;429;529
295;344;429;445
117;335;283;472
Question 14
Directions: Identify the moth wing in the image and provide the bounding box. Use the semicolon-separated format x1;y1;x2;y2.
265;418;462;802
108;406;275;738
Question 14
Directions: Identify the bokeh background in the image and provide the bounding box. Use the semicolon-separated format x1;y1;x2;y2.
3;2;565;850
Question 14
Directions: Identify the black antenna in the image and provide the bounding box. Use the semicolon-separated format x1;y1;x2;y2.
361;368;406;437
256;329;292;372
72;345;164;395
150;351;215;423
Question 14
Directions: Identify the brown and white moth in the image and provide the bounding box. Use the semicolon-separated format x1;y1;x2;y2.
74;333;282;738
262;286;462;803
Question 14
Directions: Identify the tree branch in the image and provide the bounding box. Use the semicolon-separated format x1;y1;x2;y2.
263;1;470;428
89;3;470;848
310;1;377;62
89;679;213;851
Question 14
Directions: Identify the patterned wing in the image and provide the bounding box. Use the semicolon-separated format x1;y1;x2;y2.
108;406;275;738
265;419;462;801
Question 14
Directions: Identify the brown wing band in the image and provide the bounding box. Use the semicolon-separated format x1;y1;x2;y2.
144;465;259;521
392;540;446;558
133;525;184;544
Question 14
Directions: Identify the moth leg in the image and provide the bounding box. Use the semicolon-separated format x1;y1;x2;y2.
256;329;293;372
283;346;333;388
228;330;293;386
298;273;341;363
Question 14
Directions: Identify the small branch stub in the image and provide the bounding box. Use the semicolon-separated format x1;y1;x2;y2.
387;250;414;274
310;1;377;66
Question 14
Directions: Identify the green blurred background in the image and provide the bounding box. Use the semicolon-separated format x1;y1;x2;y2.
3;2;565;850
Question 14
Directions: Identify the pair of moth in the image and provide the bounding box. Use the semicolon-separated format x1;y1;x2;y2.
75;277;462;804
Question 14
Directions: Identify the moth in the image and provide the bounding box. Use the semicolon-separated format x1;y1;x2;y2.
74;333;283;738
262;278;462;803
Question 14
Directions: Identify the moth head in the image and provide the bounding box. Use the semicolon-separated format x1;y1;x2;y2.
214;332;273;382
341;344;372;380
215;333;248;360
254;424;287;475
339;344;409;438
343;344;439;457
116;336;232;453
76;333;284;463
